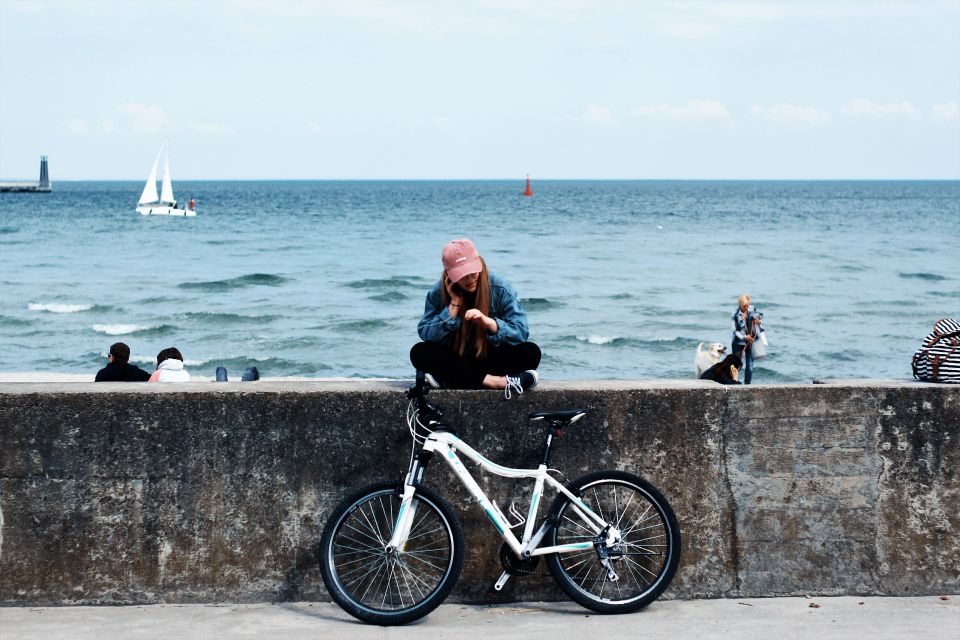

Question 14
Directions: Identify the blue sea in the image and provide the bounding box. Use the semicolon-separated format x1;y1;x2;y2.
1;181;957;382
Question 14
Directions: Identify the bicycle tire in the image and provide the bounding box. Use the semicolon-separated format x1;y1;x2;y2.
545;470;681;614
320;481;464;625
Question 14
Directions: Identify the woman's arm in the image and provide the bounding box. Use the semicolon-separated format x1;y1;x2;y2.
486;280;529;347
417;281;461;344
732;312;746;342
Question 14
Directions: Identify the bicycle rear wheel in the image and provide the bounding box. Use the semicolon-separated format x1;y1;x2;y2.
546;470;681;614
320;481;464;625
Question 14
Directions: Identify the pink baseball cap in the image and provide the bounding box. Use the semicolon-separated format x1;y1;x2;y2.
442;238;483;283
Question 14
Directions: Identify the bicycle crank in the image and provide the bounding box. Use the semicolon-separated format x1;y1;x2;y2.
492;543;542;592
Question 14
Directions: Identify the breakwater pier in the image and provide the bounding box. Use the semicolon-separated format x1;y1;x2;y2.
0;156;51;192
0;379;956;604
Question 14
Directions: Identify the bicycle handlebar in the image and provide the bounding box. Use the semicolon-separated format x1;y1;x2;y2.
407;372;443;419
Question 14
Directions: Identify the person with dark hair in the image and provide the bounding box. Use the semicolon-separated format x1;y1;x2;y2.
95;342;151;382
410;238;541;397
699;353;743;385
148;346;191;382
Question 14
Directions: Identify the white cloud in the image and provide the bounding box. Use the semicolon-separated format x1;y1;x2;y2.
98;118;116;133
117;102;178;134
188;121;233;135
431;116;452;129
749;103;830;125
841;98;921;120
629;100;730;121
551;104;619;127
932;101;960;122
65;118;90;135
579;104;619;126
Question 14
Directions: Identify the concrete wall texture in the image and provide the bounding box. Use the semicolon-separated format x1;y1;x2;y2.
0;380;957;605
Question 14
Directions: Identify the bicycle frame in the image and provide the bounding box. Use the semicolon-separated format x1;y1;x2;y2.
387;430;619;559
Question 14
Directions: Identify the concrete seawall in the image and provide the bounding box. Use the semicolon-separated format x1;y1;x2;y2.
0;380;957;605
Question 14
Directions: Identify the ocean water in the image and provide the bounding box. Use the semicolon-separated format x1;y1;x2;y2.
0;180;957;382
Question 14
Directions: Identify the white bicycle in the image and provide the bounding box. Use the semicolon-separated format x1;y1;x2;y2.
320;373;681;625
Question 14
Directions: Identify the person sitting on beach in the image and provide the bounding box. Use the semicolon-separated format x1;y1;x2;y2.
699;353;743;385
95;342;151;382
731;293;764;384
149;347;191;382
410;238;541;397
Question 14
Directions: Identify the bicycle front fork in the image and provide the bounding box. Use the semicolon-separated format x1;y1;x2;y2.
386;450;432;551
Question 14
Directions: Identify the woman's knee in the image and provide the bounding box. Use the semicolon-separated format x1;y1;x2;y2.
410;341;432;367
523;342;542;368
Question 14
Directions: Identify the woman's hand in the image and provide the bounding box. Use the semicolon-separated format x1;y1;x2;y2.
444;275;462;313
464;308;498;334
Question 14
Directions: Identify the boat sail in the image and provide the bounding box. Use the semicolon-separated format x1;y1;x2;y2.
136;142;196;216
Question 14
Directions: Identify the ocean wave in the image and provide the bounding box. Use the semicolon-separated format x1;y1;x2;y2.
177;273;290;291
333;319;394;333
572;335;700;348
137;296;179;304
899;272;948;281
821;349;865;363
0;226;18;234
28;302;98;314
126;354;206;367
345;277;426;290
92;323;176;336
178;311;280;324
368;291;409;302
521;297;562;311
0;315;31;327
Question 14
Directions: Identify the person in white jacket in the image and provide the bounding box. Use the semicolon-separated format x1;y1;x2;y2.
149;347;191;382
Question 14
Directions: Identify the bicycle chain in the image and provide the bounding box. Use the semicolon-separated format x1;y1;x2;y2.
498;542;620;582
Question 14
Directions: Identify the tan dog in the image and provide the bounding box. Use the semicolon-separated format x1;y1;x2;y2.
694;342;727;378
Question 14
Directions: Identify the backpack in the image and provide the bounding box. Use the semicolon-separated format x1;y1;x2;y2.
912;317;960;383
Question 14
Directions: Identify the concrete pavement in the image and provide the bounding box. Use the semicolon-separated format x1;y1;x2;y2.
1;596;958;640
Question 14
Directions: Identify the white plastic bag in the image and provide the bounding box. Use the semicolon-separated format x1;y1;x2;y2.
752;332;769;359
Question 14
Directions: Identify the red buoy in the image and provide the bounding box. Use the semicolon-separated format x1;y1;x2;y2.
522;174;533;197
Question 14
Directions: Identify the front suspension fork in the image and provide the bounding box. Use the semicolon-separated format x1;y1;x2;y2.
386;450;432;551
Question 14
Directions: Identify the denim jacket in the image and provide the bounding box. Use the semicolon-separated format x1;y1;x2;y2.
731;305;764;345
418;272;529;349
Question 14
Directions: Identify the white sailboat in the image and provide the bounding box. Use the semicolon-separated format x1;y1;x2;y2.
136;142;196;216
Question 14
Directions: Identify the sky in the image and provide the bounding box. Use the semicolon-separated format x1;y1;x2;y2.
1;0;958;180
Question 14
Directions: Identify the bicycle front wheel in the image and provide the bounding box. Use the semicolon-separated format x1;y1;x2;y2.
546;470;681;614
320;481;464;626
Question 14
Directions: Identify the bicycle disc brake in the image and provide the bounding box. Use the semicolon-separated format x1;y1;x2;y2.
499;542;540;576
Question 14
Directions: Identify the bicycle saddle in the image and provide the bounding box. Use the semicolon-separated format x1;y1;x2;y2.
528;409;590;424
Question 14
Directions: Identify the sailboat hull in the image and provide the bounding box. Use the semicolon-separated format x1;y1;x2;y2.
137;205;197;217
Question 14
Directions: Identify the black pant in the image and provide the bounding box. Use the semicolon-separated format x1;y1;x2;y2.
410;342;542;389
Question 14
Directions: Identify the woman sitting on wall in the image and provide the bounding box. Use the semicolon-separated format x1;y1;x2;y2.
410;238;541;397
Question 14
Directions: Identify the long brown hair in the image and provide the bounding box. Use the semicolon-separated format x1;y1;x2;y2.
440;257;492;360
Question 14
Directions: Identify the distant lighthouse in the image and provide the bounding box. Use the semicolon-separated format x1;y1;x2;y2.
522;174;533;197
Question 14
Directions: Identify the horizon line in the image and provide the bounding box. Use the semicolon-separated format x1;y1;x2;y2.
7;177;960;183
